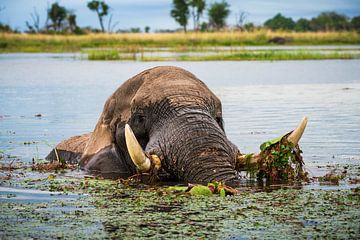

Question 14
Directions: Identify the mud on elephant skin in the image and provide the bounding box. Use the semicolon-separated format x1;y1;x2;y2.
46;66;307;185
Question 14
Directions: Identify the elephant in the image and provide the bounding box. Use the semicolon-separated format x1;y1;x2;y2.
46;66;307;185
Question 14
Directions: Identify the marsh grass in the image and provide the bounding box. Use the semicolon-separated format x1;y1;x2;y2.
161;50;360;61
1;31;360;53
86;50;137;60
88;49;358;61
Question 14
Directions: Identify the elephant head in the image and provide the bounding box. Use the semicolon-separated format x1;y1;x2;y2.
47;66;307;185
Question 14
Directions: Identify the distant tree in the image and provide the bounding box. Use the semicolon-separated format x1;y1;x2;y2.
200;22;208;32
87;0;109;32
295;18;311;32
235;10;248;30
264;13;295;31
130;27;141;33
26;7;40;33
67;13;77;33
0;23;12;33
351;16;360;32
188;0;206;31
208;1;230;30
48;2;67;31
310;12;349;31
145;26;150;33
171;0;189;32
244;22;255;32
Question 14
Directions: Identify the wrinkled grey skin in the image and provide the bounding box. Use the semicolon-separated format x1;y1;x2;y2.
47;66;240;185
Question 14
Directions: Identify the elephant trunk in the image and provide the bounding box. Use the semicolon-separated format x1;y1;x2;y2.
146;111;239;185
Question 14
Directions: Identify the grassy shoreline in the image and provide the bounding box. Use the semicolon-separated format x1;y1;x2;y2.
1;31;360;61
1;31;360;53
85;49;360;61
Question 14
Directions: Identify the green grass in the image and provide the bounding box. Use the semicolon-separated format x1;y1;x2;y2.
166;51;360;61
86;50;137;60
1;32;360;61
1;31;360;53
85;49;360;61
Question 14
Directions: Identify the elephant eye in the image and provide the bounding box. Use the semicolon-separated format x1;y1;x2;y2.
216;116;224;129
135;114;145;124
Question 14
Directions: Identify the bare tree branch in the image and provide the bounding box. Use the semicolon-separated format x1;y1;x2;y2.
30;7;40;32
235;10;248;30
107;13;119;33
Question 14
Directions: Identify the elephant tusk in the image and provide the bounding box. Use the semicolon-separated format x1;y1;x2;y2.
287;116;308;145
125;124;151;172
236;153;261;171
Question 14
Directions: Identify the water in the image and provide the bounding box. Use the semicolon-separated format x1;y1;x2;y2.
0;187;79;202
1;54;360;177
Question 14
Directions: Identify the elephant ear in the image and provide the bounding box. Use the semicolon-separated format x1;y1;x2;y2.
80;97;116;166
79;68;151;166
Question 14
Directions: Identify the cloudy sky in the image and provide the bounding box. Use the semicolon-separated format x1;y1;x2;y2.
0;0;359;31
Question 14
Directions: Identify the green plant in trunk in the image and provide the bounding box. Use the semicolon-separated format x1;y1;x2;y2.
256;134;308;182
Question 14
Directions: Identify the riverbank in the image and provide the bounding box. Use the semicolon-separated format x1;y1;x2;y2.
85;48;360;61
1;31;360;52
1;31;360;61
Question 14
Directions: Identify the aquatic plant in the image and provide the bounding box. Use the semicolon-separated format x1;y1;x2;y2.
257;134;308;182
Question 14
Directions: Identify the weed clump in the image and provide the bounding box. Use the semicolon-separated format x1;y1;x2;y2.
256;133;308;182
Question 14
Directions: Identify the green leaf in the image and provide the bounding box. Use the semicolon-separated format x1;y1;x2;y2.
260;135;284;151
165;186;188;193
219;188;226;197
189;185;213;196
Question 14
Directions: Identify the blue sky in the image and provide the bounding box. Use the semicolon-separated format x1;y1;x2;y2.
0;0;359;31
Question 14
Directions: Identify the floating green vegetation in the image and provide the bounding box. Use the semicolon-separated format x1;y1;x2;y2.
257;134;308;182
86;50;137;60
143;50;360;61
1;175;359;239
84;49;360;61
319;170;346;185
165;181;238;197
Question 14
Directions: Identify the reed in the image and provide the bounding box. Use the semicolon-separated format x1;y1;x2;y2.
85;48;360;61
86;50;137;60
141;50;360;61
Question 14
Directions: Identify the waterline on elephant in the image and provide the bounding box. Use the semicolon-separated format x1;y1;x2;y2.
142;107;239;184
45;66;307;186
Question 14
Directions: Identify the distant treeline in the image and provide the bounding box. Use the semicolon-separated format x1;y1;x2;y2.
0;0;359;34
264;12;360;32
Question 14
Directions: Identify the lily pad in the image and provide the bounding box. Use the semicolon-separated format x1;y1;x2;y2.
260;135;285;151
165;186;188;193
189;185;213;196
